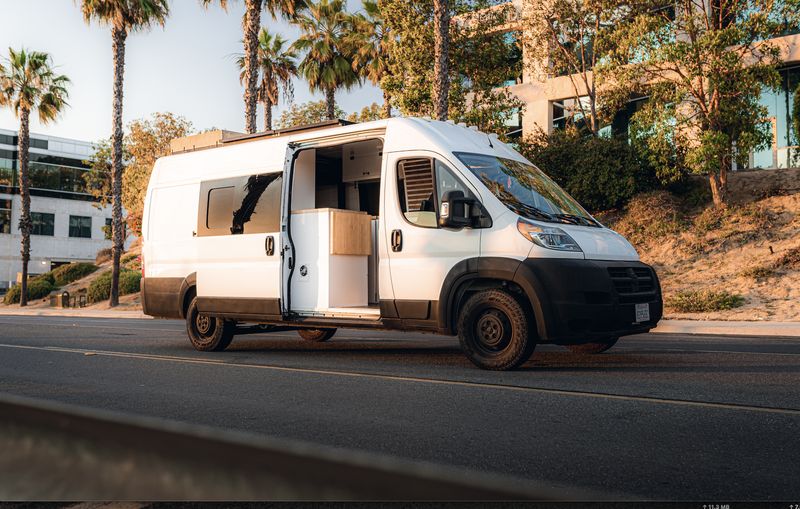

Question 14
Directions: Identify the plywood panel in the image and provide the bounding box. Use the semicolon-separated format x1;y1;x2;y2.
330;209;372;256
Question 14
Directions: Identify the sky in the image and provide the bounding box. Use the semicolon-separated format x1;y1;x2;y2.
0;0;384;142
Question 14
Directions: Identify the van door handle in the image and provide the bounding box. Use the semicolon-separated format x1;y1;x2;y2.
391;229;402;252
265;235;275;256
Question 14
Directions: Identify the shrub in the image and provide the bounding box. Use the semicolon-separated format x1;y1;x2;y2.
96;248;113;265
119;270;142;295
87;269;141;304
607;191;685;247
34;271;56;286
775;246;800;270
740;265;775;279
3;278;55;305
666;290;745;312
517;128;648;212
51;262;98;287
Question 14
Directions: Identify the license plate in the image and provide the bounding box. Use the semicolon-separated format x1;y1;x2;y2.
635;303;650;323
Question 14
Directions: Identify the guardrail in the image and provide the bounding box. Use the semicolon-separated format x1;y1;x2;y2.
0;393;578;501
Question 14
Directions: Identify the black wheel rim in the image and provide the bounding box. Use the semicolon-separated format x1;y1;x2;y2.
194;310;216;341
474;308;512;355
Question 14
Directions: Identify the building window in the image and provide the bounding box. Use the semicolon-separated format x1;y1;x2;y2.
31;212;55;236
0;199;11;234
30;138;48;150
749;65;800;169
69;215;92;238
104;218;112;240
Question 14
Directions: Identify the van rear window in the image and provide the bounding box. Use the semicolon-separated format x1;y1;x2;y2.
198;173;283;236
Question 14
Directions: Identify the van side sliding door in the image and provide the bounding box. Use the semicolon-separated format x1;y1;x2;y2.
195;170;283;320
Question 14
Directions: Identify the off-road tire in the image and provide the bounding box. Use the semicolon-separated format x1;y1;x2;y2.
186;296;235;351
567;337;619;355
457;289;536;370
298;328;337;342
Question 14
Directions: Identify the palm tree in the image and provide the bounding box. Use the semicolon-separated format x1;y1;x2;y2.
350;0;391;118
293;0;360;120
202;0;306;134
79;0;169;307
432;0;449;120
0;49;70;306
237;28;297;131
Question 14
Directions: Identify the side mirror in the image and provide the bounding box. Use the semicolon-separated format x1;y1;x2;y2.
439;190;474;229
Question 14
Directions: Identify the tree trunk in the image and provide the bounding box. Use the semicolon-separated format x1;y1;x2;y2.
709;169;728;208
243;0;262;134
264;97;272;131
325;87;336;120
109;26;127;308
17;108;31;307
382;90;392;119
432;0;450;121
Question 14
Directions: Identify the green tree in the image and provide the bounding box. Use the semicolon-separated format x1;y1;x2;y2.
351;0;392;118
79;0;170;307
82;137;116;207
521;0;628;136
604;0;800;206
275;99;345;128
346;102;382;122
293;0;361;120
202;0;307;134
237;28;297;131
381;0;522;137
0;49;70;306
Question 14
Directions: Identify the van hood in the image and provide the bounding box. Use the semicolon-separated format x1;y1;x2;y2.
567;226;640;261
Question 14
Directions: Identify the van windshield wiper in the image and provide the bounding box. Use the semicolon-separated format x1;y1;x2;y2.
553;213;601;227
505;200;556;222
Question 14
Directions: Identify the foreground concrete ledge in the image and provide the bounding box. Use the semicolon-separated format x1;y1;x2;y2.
653;319;800;337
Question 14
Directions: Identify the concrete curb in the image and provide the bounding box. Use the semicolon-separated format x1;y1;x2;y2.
1;307;798;337
0;307;149;319
653;319;800;337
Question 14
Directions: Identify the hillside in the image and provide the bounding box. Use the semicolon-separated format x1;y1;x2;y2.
600;185;799;321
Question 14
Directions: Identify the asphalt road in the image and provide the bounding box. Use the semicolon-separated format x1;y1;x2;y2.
1;314;799;500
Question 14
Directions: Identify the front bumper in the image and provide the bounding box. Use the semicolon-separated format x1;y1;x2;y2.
516;258;663;344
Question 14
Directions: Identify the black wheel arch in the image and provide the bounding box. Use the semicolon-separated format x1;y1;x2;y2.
437;257;552;340
178;272;197;319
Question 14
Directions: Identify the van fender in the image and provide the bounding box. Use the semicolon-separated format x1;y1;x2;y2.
178;272;197;319
437;257;551;340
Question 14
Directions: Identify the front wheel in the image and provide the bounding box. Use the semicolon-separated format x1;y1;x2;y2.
457;289;536;371
186;296;235;351
297;328;337;342
566;337;619;355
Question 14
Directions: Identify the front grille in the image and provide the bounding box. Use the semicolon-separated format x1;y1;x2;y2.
608;266;657;304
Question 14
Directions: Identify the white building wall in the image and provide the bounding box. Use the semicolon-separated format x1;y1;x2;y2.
0;193;132;289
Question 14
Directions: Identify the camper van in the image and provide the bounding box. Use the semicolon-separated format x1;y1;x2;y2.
141;117;662;370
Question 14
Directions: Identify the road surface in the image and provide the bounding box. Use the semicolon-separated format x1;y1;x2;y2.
0;314;798;500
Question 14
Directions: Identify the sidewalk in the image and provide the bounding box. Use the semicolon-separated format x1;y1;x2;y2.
0;306;798;336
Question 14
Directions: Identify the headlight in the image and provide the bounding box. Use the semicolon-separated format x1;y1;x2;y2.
517;218;582;252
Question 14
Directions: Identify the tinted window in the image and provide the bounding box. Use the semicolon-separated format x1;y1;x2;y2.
200;173;282;236
206;186;235;230
31;212;55;236
105;218;112;240
0;199;10;234
69;215;91;238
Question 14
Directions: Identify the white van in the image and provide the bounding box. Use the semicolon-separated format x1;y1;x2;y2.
141;118;662;370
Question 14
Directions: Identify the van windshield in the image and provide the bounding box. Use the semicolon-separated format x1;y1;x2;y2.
454;152;599;227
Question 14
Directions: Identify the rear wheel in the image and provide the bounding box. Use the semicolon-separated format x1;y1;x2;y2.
298;328;337;342
186;296;235;351
457;289;536;371
567;337;619;355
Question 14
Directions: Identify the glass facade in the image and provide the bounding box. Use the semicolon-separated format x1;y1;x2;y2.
749;66;800;169
31;212;55;236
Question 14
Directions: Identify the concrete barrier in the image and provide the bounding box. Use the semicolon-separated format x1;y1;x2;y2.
0;393;584;501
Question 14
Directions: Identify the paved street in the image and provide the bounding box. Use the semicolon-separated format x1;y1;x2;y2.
0;314;799;500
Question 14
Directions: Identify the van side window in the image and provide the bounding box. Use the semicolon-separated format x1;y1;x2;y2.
199;172;282;236
397;157;476;229
206;186;235;230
